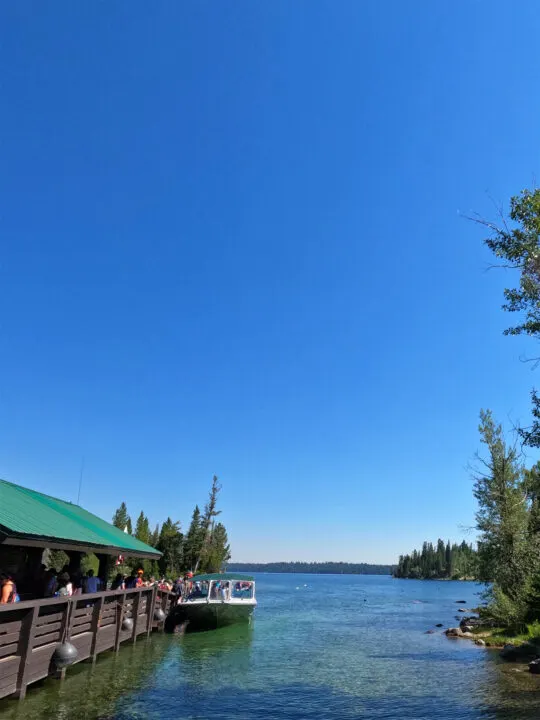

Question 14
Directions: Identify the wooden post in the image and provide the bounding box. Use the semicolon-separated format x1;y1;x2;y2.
51;600;72;682
147;586;157;637
15;605;39;700
89;595;104;663
131;590;141;643
114;594;125;652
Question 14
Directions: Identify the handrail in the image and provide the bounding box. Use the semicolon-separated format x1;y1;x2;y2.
0;585;169;613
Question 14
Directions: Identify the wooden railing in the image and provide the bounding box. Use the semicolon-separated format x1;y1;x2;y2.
0;586;174;701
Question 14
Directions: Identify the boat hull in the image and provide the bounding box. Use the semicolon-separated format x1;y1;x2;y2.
171;601;255;632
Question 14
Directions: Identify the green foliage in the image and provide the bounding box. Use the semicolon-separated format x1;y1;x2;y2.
112;502;131;531
195;476;222;572
199;522;231;573
134;511;151;546
80;553;99;575
183;506;205;572
482;189;540;338
156;517;183;578
394;540;476;579
481;189;540;447
485;585;530;630
47;549;70;571
473;410;532;601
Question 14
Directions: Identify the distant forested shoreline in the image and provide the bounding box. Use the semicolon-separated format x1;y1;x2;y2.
394;540;477;580
227;562;394;575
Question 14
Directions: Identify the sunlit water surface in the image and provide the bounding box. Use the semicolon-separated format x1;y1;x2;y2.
1;574;539;719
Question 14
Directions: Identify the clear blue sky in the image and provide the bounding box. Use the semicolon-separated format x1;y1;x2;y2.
1;1;540;564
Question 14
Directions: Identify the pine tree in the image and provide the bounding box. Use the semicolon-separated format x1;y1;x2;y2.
150;524;160;548
134;511;150;545
184;506;204;572
112;502;131;531
445;541;451;575
195;476;222;572
199;522;231;573
157;518;183;578
473;410;532;623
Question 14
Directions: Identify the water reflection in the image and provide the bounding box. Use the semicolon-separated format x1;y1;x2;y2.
0;635;172;720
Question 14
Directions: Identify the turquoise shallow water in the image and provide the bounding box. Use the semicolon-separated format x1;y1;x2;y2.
2;574;540;719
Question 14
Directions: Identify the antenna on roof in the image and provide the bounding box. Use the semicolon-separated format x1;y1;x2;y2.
77;457;85;505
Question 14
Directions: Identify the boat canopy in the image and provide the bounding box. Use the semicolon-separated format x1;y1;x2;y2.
192;573;254;582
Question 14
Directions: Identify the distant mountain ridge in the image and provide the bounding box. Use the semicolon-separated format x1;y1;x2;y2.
227;562;394;575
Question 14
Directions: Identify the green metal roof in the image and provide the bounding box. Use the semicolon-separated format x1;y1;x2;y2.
0;478;160;558
193;573;254;582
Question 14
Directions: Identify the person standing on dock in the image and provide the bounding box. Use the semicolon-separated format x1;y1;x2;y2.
83;570;100;594
0;572;19;603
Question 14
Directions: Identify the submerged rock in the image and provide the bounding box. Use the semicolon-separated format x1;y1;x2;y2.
500;643;539;662
435;623;444;628
529;658;540;674
475;639;486;647
445;627;473;639
455;600;467;604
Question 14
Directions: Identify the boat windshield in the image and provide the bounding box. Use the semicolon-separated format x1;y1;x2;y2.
186;580;209;600
231;580;254;600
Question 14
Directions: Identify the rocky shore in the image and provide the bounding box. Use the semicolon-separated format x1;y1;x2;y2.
429;603;540;675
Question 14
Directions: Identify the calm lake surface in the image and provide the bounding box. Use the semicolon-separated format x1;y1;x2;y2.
1;574;540;720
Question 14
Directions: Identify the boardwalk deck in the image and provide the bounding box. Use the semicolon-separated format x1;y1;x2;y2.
0;586;173;701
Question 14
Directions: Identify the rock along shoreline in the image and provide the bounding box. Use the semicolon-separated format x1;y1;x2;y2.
438;605;540;675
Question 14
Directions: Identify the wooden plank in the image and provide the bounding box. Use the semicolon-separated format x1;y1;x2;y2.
0;670;18;691
73;613;93;627
0;620;22;635
15;605;39;700
0;644;18;660
101;603;118;617
0;632;20;647
0;682;17;700
71;622;92;636
34;621;62;638
32;631;61;649
95;630;115;653
74;607;94;618
36;611;64;625
70;634;92;662
89;595;104;663
0;655;19;697
0;655;19;671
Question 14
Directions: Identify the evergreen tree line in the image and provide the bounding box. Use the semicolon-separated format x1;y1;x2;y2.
228;562;394;575
111;475;231;579
394;540;477;580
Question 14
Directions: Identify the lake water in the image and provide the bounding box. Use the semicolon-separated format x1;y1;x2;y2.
1;574;540;720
